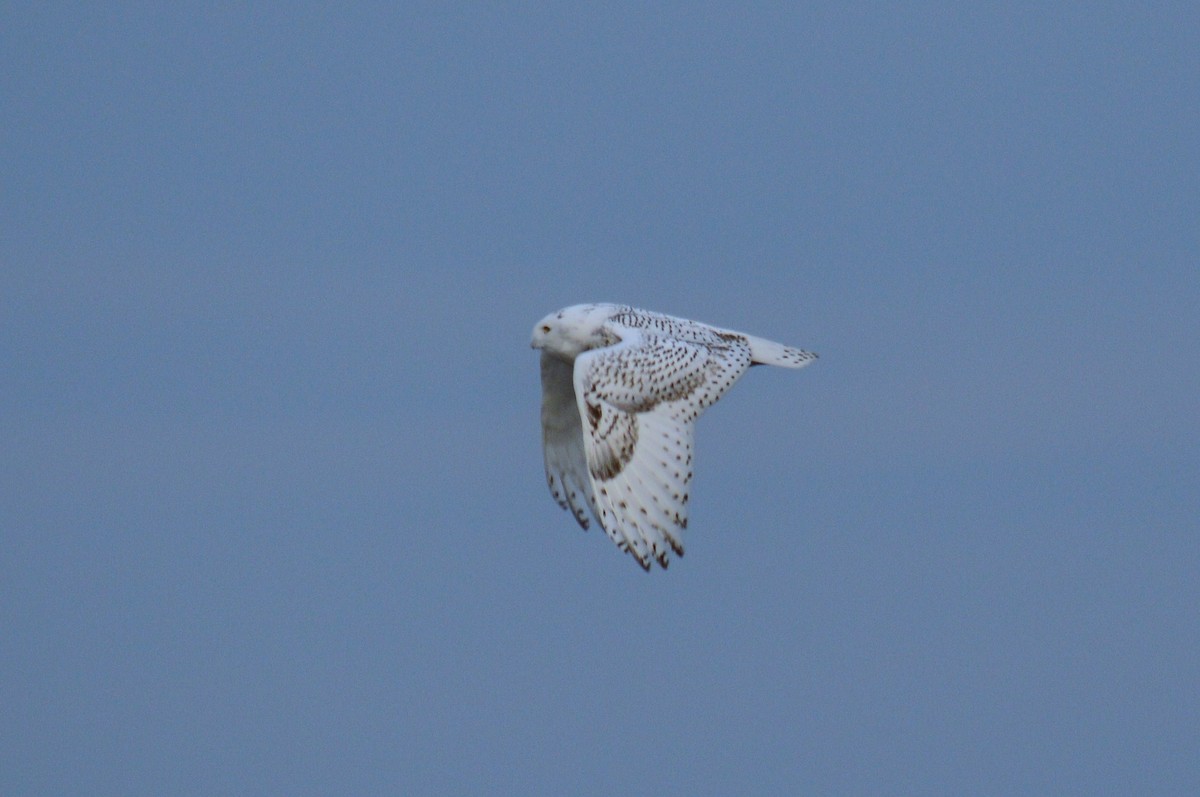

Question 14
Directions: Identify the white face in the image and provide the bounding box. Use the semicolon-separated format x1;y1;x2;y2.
530;304;612;360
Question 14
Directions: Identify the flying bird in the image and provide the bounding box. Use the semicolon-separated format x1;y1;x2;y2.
531;303;817;570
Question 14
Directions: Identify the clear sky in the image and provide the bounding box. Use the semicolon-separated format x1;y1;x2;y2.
3;3;1197;794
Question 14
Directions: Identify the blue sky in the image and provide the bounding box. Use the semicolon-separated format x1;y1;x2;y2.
3;3;1197;794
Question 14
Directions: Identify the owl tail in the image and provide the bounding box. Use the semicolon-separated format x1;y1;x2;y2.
743;334;819;369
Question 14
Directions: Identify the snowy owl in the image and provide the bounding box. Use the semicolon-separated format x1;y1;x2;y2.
532;303;817;571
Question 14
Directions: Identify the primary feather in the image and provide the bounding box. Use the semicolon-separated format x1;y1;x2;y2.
532;303;817;571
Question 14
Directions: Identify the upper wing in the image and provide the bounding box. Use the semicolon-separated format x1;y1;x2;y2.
573;327;753;569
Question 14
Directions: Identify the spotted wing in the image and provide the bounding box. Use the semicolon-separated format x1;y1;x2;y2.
573;327;753;570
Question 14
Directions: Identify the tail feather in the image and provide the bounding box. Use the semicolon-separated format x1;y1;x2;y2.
742;333;818;369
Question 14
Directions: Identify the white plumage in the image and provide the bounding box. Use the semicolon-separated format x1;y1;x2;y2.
531;303;817;570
